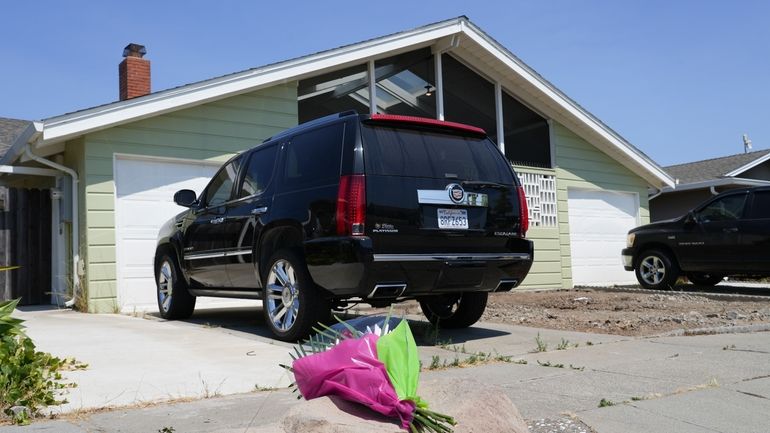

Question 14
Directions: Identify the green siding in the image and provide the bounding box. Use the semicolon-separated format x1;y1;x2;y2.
77;84;298;312
553;122;650;288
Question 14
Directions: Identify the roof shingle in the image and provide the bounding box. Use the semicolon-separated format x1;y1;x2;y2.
0;117;31;159
665;149;770;184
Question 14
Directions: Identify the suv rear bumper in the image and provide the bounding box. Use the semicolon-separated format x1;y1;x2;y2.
305;237;534;299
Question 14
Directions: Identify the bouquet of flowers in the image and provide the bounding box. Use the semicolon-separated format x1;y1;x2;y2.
281;316;456;433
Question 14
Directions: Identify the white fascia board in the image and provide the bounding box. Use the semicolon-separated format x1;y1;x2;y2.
460;23;674;189
40;22;463;145
0;165;61;176
0;121;43;165
656;177;770;195
724;152;770;177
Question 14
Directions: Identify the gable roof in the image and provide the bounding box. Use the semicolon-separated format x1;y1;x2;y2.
665;148;770;184
0;117;31;159
3;16;673;188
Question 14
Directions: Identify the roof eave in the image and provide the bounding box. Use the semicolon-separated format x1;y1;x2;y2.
723;152;770;177
0;122;44;165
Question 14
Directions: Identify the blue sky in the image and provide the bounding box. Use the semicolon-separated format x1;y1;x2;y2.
1;1;768;166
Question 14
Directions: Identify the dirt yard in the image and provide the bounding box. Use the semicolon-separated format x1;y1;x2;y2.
481;289;770;336
368;288;770;337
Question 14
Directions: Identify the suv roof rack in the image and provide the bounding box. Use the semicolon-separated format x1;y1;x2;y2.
263;111;359;143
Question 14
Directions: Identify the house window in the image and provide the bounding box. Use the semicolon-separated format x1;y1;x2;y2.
502;91;551;168
517;171;557;227
373;48;436;118
442;54;497;141
298;64;369;123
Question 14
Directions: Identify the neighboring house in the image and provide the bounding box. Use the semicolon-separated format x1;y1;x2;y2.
0;117;55;304
0;17;674;312
651;149;770;221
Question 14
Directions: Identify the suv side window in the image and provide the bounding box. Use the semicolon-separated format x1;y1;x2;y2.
696;194;747;222
281;123;344;191
204;157;242;207
238;145;278;198
748;191;770;219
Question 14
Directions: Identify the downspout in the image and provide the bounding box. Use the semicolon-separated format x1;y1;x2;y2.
648;187;664;201
23;145;80;308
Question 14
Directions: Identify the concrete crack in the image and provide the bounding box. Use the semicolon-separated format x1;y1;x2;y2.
736;390;769;400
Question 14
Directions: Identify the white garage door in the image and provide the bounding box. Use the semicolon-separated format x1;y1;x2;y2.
568;189;639;286
115;156;219;311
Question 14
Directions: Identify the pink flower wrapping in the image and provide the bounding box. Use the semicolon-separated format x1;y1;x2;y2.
292;333;416;429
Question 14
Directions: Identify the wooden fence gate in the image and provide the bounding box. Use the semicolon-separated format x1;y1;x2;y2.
0;187;52;305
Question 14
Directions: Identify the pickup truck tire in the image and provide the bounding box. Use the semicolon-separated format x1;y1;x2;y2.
155;253;196;320
419;292;488;329
635;249;679;290
262;249;330;342
687;273;724;286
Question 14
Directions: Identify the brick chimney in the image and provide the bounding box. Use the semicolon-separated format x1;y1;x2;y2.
119;43;150;100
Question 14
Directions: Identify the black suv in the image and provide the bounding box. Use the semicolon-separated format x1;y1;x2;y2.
622;186;770;290
155;112;534;340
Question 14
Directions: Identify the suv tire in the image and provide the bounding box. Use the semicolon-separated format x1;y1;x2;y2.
635;249;679;290
156;254;196;320
419;292;488;329
687;273;724;286
262;249;330;342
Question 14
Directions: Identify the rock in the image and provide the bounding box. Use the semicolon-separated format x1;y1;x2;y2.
726;311;746;320
280;378;529;433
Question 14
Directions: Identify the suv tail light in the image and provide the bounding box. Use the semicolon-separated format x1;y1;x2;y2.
336;175;366;236
516;186;529;237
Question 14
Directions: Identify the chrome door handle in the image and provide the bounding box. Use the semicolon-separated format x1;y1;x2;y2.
722;227;738;233
251;206;268;215
210;217;225;224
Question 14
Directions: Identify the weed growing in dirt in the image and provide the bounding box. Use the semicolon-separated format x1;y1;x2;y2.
426;350;522;370
723;344;736;351
598;398;615;408
254;385;278;392
556;338;571;350
534;333;548;352
158;427;175;433
537;360;564;368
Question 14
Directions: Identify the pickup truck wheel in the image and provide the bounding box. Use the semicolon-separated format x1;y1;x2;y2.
687;273;724;286
419;292;488;329
635;250;679;290
263;249;329;342
156;254;196;320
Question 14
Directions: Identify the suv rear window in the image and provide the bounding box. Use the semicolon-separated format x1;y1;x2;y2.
361;124;514;183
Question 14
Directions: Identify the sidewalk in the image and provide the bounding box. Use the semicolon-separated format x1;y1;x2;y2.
4;307;770;432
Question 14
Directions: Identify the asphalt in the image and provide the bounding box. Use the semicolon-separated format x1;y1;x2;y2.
3;303;770;433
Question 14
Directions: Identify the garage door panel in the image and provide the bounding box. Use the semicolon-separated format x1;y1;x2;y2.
115;157;219;310
568;189;638;286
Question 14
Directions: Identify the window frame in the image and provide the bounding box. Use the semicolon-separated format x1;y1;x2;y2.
695;192;749;223
199;154;244;210
235;144;280;200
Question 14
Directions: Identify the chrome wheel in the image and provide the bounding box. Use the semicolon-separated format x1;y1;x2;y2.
157;260;173;313
640;255;665;286
266;259;299;331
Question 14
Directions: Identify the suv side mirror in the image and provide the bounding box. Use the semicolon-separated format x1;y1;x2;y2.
173;189;198;207
684;211;697;225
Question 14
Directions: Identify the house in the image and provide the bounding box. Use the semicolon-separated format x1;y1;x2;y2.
651;149;770;221
0;17;674;312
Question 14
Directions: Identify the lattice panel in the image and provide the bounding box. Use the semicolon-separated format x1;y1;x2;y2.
517;171;558;227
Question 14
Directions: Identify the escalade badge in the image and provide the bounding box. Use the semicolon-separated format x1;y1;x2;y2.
448;184;464;203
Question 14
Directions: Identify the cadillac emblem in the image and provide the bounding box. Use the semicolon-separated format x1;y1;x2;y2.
448;184;464;203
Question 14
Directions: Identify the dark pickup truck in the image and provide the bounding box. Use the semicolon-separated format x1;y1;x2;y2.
622;186;770;290
155;112;534;340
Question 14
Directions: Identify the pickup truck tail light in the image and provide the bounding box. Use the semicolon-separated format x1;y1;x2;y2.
336;175;366;236
517;186;529;237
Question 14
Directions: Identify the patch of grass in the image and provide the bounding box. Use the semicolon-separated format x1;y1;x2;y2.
158;427;175;433
254;385;278;392
429;355;441;370
723;344;736;351
630;396;643;401
536;360;564;368
598;398;615;408
556;338;571;350
569;364;585;371
425;350;522;370
586;341;594;346
533;333;548;353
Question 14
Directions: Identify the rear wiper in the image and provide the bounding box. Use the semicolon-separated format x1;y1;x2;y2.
461;180;511;189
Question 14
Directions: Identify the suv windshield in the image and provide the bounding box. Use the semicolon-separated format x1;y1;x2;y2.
361;124;514;184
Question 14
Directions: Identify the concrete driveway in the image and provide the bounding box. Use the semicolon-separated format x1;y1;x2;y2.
6;302;770;432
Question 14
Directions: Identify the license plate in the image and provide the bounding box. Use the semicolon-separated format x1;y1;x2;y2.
437;208;468;229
